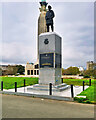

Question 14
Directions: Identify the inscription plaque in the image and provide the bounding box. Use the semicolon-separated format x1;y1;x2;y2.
40;53;54;68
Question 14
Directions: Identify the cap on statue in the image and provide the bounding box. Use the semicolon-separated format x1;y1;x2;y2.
41;0;46;2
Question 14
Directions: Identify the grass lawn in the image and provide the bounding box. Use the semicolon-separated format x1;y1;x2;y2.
0;77;38;89
63;78;96;86
77;85;96;102
0;77;95;89
63;78;96;103
0;77;96;103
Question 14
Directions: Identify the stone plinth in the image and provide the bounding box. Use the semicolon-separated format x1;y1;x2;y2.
39;32;62;85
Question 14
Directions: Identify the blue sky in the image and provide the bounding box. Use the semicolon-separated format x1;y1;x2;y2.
1;1;94;68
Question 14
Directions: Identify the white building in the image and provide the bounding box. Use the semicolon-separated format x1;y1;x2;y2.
25;60;39;77
78;66;84;71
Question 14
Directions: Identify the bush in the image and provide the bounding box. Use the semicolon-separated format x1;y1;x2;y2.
94;76;96;79
84;75;90;78
85;100;92;104
74;97;93;104
74;97;87;103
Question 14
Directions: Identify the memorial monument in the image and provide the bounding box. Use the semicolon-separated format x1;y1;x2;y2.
39;2;62;85
27;0;70;91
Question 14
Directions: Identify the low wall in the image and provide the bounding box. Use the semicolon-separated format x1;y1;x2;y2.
62;75;83;79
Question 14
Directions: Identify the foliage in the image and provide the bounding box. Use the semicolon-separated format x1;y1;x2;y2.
2;66;18;76
83;70;96;78
0;77;38;89
62;67;80;75
16;65;25;75
0;68;2;76
62;68;65;75
7;66;18;75
74;97;92;104
84;75;90;78
74;97;87;103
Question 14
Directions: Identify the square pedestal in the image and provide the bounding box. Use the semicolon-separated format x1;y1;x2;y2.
39;32;62;85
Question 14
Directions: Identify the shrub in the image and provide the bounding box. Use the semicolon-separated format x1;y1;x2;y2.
74;97;87;103
85;100;92;104
84;75;90;78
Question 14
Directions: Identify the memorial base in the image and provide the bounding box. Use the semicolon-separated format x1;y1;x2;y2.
39;32;62;85
27;83;70;92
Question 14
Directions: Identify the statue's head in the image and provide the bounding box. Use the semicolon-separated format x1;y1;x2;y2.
48;5;52;10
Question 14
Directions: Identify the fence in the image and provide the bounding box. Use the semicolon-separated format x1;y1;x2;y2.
0;79;92;99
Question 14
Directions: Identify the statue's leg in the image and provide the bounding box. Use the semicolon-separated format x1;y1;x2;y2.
51;24;54;32
47;24;49;32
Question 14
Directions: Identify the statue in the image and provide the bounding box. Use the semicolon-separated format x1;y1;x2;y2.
45;5;55;32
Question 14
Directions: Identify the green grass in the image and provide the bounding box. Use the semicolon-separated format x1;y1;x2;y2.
0;77;38;89
77;85;96;103
63;79;96;86
0;77;96;103
63;79;96;103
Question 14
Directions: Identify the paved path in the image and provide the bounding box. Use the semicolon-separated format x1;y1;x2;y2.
2;94;94;118
3;85;89;97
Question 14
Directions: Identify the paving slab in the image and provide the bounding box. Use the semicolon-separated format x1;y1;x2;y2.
3;85;89;97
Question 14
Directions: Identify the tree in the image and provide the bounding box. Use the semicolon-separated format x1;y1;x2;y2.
16;65;25;75
7;66;18;75
62;67;80;75
0;68;2;76
83;69;96;78
62;68;65;75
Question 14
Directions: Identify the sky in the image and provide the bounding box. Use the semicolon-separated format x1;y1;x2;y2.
0;1;94;68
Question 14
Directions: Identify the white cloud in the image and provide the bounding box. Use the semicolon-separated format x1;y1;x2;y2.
2;42;37;64
0;3;2;64
1;2;94;68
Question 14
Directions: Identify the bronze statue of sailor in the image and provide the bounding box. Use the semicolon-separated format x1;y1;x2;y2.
45;5;55;32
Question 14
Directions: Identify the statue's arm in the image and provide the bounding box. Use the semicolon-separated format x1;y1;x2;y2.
53;11;55;18
51;10;55;18
45;13;48;20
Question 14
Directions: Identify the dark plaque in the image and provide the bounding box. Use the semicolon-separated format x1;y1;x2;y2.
40;53;54;68
55;53;61;68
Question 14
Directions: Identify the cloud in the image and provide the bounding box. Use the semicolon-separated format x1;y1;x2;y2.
0;3;2;63
2;42;37;64
1;2;94;68
51;2;94;68
2;2;38;64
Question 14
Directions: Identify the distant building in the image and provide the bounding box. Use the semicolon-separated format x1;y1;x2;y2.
86;61;96;70
25;61;39;77
78;66;84;71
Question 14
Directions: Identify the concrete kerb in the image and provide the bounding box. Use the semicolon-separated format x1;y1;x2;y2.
0;91;73;102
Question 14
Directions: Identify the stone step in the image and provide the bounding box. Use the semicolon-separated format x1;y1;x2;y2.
33;84;49;88
59;85;71;92
27;84;71;92
54;83;67;88
33;83;67;88
27;87;56;91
